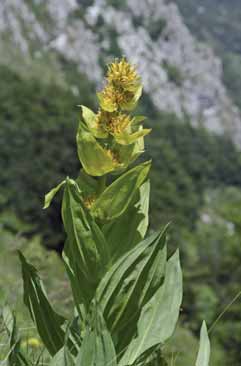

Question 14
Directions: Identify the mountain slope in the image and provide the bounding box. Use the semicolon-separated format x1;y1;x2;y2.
1;0;241;144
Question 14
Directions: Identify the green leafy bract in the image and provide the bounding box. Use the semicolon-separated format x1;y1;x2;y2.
115;127;151;146
90;161;151;221
77;122;118;176
80;105;107;138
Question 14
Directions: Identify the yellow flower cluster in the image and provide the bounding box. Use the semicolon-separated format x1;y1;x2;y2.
77;58;150;176
97;58;142;113
107;58;141;92
95;110;132;134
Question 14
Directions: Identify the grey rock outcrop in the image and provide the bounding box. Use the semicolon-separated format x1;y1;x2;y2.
1;0;241;144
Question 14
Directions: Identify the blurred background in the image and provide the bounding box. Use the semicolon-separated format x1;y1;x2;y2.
0;0;241;364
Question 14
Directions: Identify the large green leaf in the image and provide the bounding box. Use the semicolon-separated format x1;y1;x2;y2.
77;122;117;176
18;252;66;356
90;161;151;221
119;250;182;365
103;180;150;262
76;307;117;366
96;228;167;353
195;321;210;366
61;178;110;308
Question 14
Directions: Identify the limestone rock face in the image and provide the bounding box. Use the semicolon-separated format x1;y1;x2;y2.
1;0;241;144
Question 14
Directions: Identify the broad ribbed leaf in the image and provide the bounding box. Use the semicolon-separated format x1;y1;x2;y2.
19;252;65;356
120;250;182;365
62;178;110;308
196;321;210;366
96;228;167;353
103;180;150;262
77;122;117;176
76;307;117;366
91;161;151;221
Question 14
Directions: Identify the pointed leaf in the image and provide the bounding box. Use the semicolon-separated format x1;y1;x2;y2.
62;178;110;308
90;161;151;221
196;321;210;366
43;180;66;209
19;252;65;356
120;250;182;365
96;228;168;353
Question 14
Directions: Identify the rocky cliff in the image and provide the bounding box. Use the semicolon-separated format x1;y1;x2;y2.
1;0;241;144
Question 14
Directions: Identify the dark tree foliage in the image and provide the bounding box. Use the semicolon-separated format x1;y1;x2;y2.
0;65;95;248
